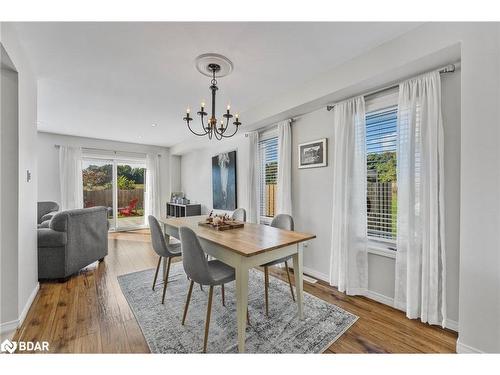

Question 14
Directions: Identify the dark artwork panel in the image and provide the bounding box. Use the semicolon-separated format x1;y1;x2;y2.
300;142;324;165
212;150;237;210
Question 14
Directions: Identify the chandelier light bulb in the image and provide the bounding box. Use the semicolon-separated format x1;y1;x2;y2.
186;107;190;114
201;101;205;108
227;104;231;111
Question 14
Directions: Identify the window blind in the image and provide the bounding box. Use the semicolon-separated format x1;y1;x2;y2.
258;136;278;219
366;106;398;241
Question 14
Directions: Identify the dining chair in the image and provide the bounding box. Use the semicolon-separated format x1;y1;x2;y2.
148;215;182;304
231;208;246;222
179;226;236;353
261;214;295;317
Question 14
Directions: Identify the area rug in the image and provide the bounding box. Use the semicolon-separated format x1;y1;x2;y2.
118;263;358;353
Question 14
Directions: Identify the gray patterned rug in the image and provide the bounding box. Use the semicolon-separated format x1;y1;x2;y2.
118;263;358;353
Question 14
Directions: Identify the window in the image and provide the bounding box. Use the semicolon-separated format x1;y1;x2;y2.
259;134;278;223
366;105;398;242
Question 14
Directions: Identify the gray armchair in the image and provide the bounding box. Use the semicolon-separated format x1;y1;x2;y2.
37;207;109;279
37;201;59;227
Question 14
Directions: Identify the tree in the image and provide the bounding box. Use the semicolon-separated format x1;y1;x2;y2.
117;175;135;190
83;169;108;190
367;152;396;182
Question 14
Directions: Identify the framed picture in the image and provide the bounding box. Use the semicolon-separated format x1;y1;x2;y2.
212;150;237;210
298;138;327;169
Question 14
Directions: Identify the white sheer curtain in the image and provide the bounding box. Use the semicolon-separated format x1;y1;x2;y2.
276;120;292;215
329;96;368;295
58;145;83;210
395;71;447;326
246;132;260;223
146;153;161;219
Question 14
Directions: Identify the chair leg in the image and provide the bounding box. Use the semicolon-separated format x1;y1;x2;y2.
152;256;162;291
284;261;296;302
264;266;269;317
161;257;172;304
203;285;214;353
200;284;204;291
247;308;250;325
182;279;194;325
221;284;225;306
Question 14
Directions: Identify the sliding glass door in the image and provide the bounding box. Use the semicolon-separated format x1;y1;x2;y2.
82;159;115;229
82;157;147;231
116;161;146;230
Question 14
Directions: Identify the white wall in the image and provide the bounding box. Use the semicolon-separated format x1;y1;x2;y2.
37;132;172;218
1;46;20;336
180;133;249;215
0;23;39;338
290;70;461;326
177;23;500;353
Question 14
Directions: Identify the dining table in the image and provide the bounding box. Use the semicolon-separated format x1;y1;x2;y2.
158;215;316;353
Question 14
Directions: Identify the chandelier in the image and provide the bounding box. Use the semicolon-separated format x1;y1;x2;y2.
183;54;241;140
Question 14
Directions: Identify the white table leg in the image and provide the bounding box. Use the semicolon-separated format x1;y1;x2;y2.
235;263;249;353
292;243;304;319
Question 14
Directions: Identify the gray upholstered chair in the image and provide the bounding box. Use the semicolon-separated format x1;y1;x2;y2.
148;215;182;304
37;201;59;227
37;207;108;279
179;226;236;353
261;214;295;316
231;208;246;222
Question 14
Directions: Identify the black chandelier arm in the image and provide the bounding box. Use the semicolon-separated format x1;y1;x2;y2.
186;120;209;137
220;124;239;138
213;127;223;140
200;114;211;133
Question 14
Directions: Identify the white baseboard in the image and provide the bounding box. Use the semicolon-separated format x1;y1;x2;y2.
0;319;19;340
0;282;39;338
366;290;395;307
456;337;484;353
302;267;329;283
444;319;459;332
18;282;39;327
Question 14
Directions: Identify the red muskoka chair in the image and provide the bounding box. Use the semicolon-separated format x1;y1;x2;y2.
118;198;139;217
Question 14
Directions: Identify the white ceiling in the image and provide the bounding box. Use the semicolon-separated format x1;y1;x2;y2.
13;22;421;147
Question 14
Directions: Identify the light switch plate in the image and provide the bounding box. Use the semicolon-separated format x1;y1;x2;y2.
26;170;32;182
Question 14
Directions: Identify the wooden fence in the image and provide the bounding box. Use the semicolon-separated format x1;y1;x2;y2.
265;183;277;217
83;188;145;210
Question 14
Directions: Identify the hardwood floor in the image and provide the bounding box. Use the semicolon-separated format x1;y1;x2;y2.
13;229;457;353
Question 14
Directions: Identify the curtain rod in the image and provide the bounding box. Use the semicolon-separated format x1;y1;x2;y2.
54;144;162;157
326;63;459;111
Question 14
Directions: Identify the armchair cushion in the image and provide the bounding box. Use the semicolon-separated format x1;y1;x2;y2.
37;201;59;224
40;212;56;222
50;211;68;232
38;220;51;229
38;228;67;247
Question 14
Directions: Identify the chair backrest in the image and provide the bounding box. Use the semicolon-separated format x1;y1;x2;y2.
148;215;172;257
231;208;246;222
179;226;213;285
271;214;294;231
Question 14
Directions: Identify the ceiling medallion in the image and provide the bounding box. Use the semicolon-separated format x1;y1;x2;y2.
183;54;241;140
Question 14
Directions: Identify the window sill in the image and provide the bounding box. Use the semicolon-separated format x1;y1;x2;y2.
367;240;397;259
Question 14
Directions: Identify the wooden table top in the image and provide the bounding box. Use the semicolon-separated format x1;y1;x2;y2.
159;215;316;257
